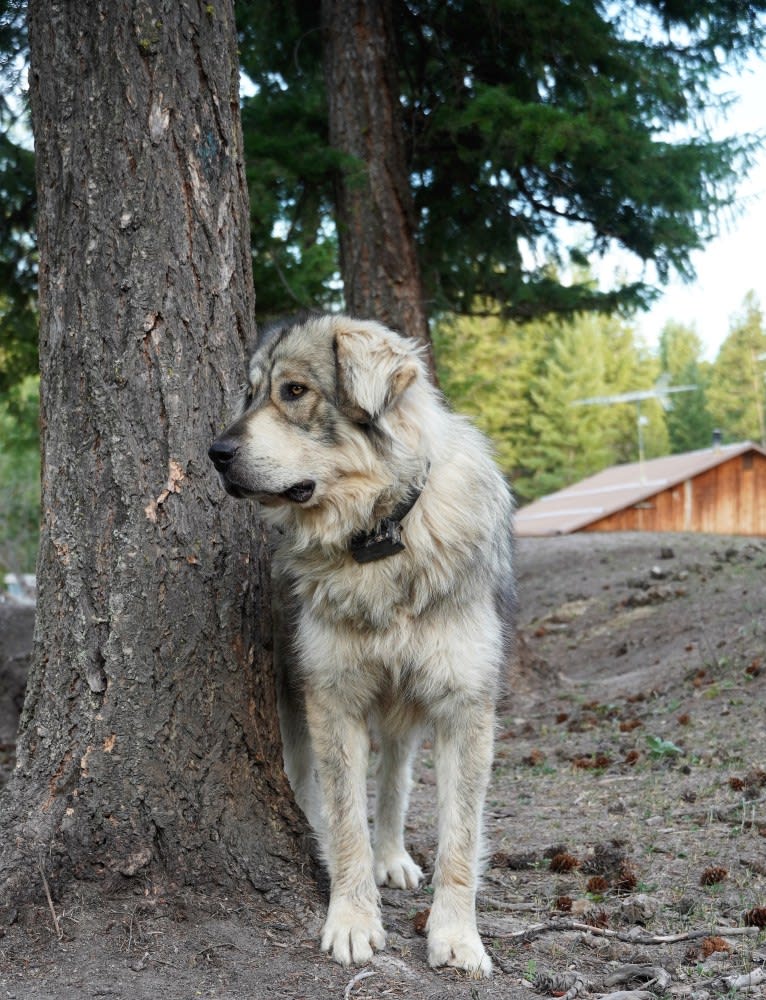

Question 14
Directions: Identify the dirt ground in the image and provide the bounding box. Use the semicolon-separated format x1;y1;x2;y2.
1;531;765;999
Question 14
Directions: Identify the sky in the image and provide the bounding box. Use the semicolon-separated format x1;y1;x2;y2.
603;53;766;362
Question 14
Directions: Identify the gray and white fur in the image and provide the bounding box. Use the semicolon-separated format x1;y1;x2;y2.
209;313;514;976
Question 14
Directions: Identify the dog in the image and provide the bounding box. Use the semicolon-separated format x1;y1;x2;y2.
208;312;514;976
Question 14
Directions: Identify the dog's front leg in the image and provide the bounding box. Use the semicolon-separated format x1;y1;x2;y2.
304;688;385;966
427;698;494;978
374;724;423;889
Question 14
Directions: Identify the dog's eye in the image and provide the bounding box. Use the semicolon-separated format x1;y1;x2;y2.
281;382;308;401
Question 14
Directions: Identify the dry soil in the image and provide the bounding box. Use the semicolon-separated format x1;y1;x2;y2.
1;531;765;1000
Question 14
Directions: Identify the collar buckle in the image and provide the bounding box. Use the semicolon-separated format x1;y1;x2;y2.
349;519;405;564
348;467;428;565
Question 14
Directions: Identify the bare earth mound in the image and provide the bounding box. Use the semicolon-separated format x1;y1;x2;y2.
1;531;765;998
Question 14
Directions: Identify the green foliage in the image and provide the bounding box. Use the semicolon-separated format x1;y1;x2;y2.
0;0;26;94
646;734;683;758
658;321;715;452
6;1;766;336
0;374;39;574
707;292;766;445
0;3;40;574
0;266;37;400
434;306;667;502
236;0;766;321
238;2;343;319
523;317;617;497
432;311;545;476
522;314;667;498
437;288;766;507
406;0;747;316
0;2;38;396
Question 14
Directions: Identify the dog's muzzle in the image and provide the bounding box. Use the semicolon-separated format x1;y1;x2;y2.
208;437;316;504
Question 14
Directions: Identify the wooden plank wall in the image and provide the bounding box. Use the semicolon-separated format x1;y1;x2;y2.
584;450;766;535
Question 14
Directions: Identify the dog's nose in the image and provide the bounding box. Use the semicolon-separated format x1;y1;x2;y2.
208;438;239;471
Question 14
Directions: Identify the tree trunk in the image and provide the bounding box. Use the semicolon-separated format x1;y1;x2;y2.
0;0;303;903
321;0;434;377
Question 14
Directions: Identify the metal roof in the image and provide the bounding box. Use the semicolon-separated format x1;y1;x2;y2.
515;441;766;536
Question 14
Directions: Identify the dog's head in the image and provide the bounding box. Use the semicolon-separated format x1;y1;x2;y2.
208;313;422;509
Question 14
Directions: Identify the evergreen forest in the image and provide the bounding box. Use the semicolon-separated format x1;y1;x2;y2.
434;292;766;503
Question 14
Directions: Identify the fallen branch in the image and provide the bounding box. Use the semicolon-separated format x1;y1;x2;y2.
502;918;759;946
605;965;672;990
713;968;766;993
478;894;540;913
595;992;654;1000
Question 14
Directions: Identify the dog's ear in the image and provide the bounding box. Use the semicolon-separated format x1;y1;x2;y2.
334;322;419;423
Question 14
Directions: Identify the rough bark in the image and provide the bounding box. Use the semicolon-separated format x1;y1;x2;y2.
321;0;434;377
0;0;303;904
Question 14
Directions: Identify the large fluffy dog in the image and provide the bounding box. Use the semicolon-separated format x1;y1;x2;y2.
209;313;513;976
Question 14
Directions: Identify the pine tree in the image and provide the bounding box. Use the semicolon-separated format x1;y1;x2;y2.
237;3;342;317
432;311;548;476
321;0;431;361
523;317;614;498
0;1;37;400
708;292;766;446
6;2;766;338
435;307;667;502
235;0;766;323
598;317;668;466
521;313;667;498
658;320;715;452
2;0;303;906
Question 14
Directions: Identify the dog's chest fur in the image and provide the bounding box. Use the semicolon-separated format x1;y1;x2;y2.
294;554;416;631
284;466;496;633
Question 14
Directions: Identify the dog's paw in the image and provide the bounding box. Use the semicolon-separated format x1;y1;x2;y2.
321;898;386;967
374;851;423;889
427;926;492;978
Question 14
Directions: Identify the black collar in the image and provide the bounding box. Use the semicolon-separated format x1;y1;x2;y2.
349;471;428;564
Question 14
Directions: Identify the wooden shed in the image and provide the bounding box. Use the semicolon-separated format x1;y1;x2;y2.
515;441;766;537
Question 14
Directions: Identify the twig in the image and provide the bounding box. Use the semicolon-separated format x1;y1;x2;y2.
128;906;141;952
344;969;375;999
37;856;63;941
484;944;514;975
714;968;766;993
605;965;672;990
597;992;654;1000
199;942;237;957
478;894;540;913
502;918;759;946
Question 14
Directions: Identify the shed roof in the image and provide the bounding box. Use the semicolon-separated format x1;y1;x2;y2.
515;441;766;536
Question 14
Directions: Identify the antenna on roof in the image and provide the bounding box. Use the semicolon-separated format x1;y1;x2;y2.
571;381;697;481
